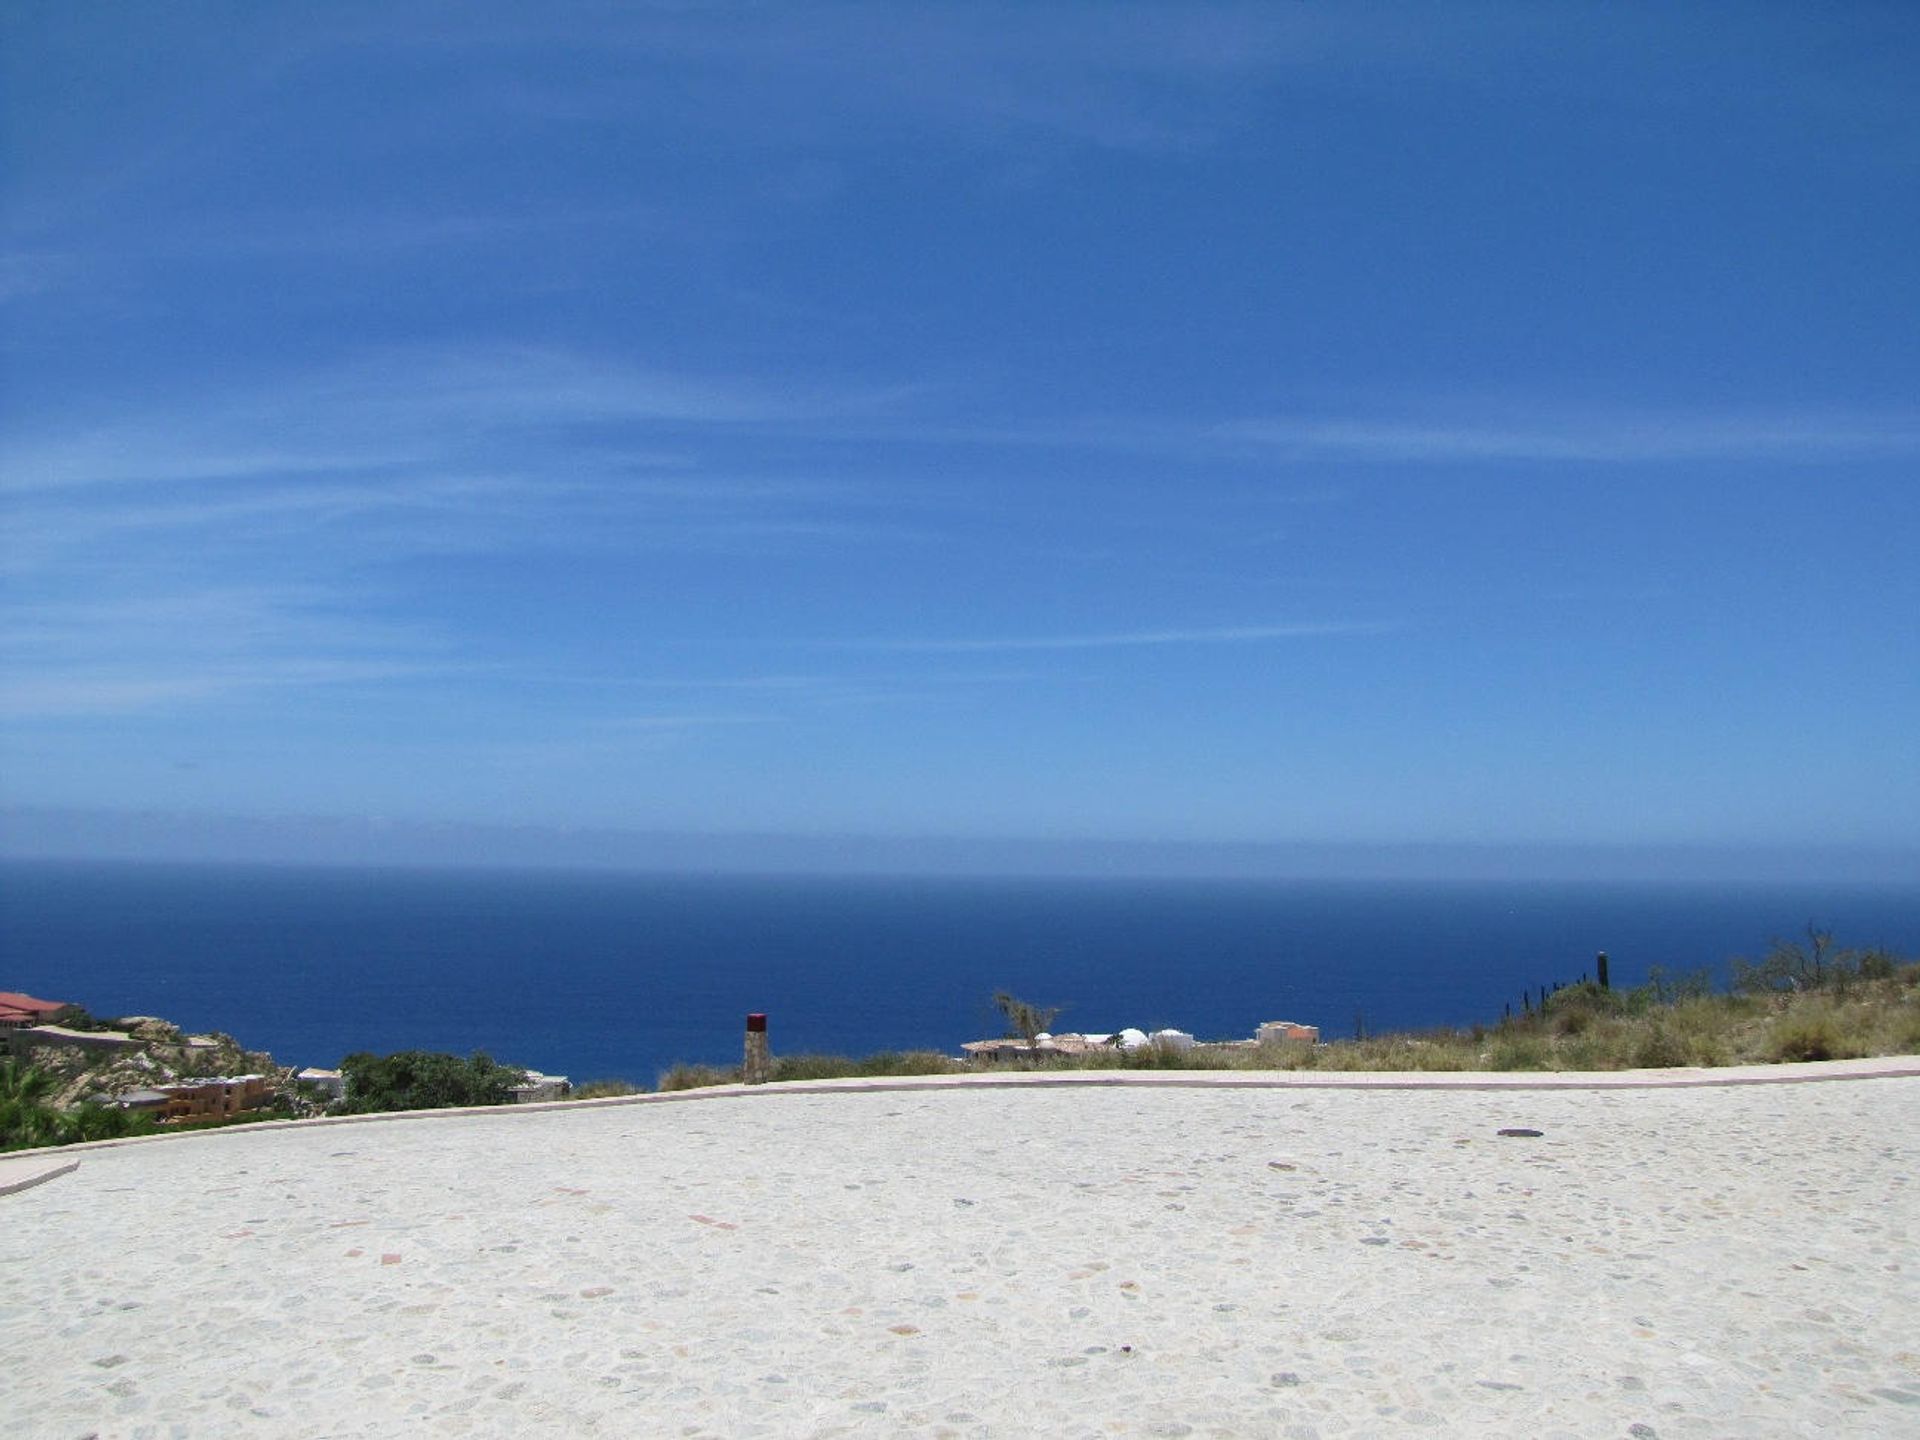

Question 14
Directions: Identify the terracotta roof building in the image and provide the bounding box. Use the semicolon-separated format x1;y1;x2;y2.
0;991;70;1029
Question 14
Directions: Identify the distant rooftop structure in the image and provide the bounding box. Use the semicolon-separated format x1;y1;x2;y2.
510;1071;571;1103
963;1019;1323;1064
0;991;69;1028
1257;1020;1321;1044
152;1075;275;1122
111;1088;173;1111
964;1025;1202;1062
296;1067;346;1099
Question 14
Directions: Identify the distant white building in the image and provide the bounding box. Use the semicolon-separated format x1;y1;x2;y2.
963;1025;1201;1063
296;1067;346;1100
510;1071;571;1103
1257;1020;1320;1044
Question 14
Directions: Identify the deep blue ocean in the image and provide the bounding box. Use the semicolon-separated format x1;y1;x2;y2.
3;860;1917;1084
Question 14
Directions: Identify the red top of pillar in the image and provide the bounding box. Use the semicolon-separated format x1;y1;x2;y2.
746;1012;767;1032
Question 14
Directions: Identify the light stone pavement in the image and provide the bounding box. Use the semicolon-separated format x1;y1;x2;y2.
4;1069;1919;1439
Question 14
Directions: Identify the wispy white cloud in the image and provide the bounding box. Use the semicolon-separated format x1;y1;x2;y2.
1213;412;1920;464
533;672;833;693
787;399;1920;469
1;344;921;499
0;584;456;719
848;405;1920;467
0;658;441;719
0;586;433;657
822;621;1396;654
0;344;958;720
0;345;933;578
146;200;666;261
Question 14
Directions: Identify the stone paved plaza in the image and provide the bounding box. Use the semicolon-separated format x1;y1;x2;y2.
4;1067;1919;1437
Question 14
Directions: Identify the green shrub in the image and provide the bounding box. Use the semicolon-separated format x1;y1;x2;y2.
1767;1012;1867;1063
570;1078;643;1099
1238;1039;1317;1070
657;1063;739;1091
1558;1032;1626;1071
1870;1005;1920;1054
1630;1022;1690;1069
762;1051;955;1081
1107;1043;1222;1070
1486;1036;1551;1071
337;1050;527;1114
1681;1025;1732;1066
60;1102;158;1143
1264;1039;1324;1070
766;1053;859;1081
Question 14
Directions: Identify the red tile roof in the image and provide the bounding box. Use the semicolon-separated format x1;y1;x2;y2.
0;992;69;1019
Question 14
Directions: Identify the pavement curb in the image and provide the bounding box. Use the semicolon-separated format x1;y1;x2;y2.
0;1155;80;1197
8;1054;1917;1162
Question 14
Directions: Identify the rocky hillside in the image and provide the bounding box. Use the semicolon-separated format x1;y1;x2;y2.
28;1016;285;1109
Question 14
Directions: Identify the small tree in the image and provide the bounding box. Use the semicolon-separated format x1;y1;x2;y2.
1733;925;1868;996
992;990;1060;1045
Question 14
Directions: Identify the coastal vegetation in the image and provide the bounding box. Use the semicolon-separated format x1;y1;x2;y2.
1;1059;156;1151
658;1050;958;1091
991;990;1061;1047
10;1015;280;1109
1;1040;534;1151
7;934;1913;1142
650;935;1920;1089
569;1078;644;1100
336;1050;528;1114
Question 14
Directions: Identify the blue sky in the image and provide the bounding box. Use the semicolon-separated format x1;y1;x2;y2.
2;3;1917;874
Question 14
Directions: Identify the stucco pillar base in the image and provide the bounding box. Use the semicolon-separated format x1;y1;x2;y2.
743;1013;771;1085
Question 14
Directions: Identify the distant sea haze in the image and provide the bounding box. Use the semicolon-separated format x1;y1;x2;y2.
4;860;1918;1085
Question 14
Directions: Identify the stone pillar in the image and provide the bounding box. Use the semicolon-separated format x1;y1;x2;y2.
743;1012;771;1084
1596;951;1610;991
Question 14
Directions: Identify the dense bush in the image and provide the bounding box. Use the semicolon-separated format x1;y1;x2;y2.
336;1050;527;1114
0;1060;158;1151
1766;1007;1868;1064
1630;1021;1690;1070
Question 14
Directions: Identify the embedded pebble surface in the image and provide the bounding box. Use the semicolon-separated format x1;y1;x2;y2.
4;1073;1918;1437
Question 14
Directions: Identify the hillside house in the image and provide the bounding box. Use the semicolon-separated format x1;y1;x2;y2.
155;1075;274;1122
1256;1020;1321;1044
0;991;70;1029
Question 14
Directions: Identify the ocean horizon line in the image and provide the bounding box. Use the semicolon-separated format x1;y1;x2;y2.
4;807;1917;885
